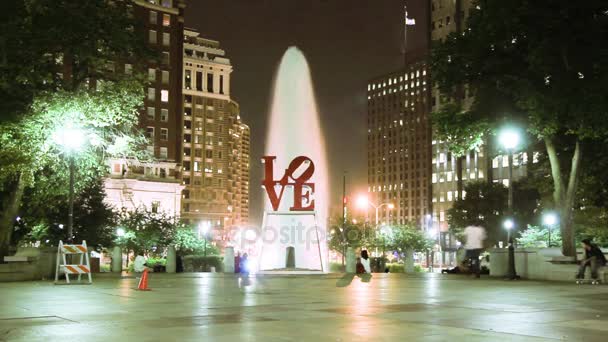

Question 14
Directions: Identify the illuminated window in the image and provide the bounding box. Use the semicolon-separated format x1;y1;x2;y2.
160;128;168;141
447;171;453;181
503;179;509;187
161;90;168;102
493;157;499;168
162;70;169;84
533;152;540;163
162;14;170;26
447;191;453;201
162;33;170;46
440;211;445;221
148;68;156;81
502;155;509;167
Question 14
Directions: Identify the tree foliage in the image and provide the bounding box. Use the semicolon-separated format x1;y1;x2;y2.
0;0;152;122
430;0;608;256
115;208;178;255
517;225;562;248
384;224;432;253
448;181;539;247
14;180;117;247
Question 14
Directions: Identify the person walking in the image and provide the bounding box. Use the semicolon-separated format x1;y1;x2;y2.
577;239;607;281
463;224;487;278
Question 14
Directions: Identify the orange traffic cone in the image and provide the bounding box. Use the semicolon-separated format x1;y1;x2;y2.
137;269;151;291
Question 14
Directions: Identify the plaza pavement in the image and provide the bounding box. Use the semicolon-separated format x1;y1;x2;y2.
0;273;607;341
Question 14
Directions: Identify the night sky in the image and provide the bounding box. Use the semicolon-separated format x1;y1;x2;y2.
185;0;428;224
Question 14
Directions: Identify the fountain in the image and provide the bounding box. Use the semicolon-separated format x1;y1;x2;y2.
257;47;328;273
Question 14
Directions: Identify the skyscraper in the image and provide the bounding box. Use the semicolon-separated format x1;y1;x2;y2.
180;29;250;232
366;61;432;228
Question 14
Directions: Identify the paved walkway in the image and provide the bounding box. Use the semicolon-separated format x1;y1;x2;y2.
1;273;607;341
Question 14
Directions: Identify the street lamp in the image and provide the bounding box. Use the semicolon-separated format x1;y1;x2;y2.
499;127;521;280
53;126;86;243
116;227;126;237
543;212;558;248
356;195;394;226
199;221;211;257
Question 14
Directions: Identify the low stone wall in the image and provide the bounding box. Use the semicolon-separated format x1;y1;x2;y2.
1;247;57;282
489;247;607;281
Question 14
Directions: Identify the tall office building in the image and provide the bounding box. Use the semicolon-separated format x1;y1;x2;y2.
366;61;432;228
180;29;250;232
104;0;186;215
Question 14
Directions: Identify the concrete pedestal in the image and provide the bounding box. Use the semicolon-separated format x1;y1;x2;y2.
405;248;415;274
346;247;356;273
224;247;235;273
166;246;176;273
111;247;122;273
285;246;296;268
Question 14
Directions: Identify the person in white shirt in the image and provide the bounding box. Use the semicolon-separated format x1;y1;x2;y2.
463;225;487;278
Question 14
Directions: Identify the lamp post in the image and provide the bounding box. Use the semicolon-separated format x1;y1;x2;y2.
357;195;394;261
499;127;521;280
356;195;394;226
543;212;558;248
53;127;86;243
199;221;210;257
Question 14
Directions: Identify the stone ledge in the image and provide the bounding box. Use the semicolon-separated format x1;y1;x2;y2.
4;256;38;263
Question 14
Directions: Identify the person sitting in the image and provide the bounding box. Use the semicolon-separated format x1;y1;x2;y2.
356;257;365;274
577;239;607;281
360;250;371;273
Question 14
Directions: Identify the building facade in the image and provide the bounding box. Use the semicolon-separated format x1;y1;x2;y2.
104;0;186;216
180;29;250;231
366;61;432;228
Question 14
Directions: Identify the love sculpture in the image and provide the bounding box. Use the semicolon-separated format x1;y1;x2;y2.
262;156;315;212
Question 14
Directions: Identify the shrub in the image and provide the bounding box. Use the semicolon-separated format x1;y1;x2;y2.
330;262;345;273
386;263;404;273
182;255;223;272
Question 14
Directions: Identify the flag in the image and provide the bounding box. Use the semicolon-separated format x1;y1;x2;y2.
405;6;415;25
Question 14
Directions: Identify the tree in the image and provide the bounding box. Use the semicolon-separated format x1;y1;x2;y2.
327;218;375;260
0;80;148;256
384;224;432;254
0;0;152;122
448;181;539;247
115;208;178;255
430;1;608;257
14;179;117;248
0;0;154;257
172;225;219;256
517;225;562;248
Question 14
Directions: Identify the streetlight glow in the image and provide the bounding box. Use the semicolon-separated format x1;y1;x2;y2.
498;128;521;150
387;203;395;210
503;218;514;230
356;195;369;209
53;126;86;153
116;227;125;237
543;212;558;226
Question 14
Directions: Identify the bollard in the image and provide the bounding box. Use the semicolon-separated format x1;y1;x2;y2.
166;246;176;273
285;246;296;268
224;247;235;273
346;247;356;273
405;248;415;273
111;246;122;273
